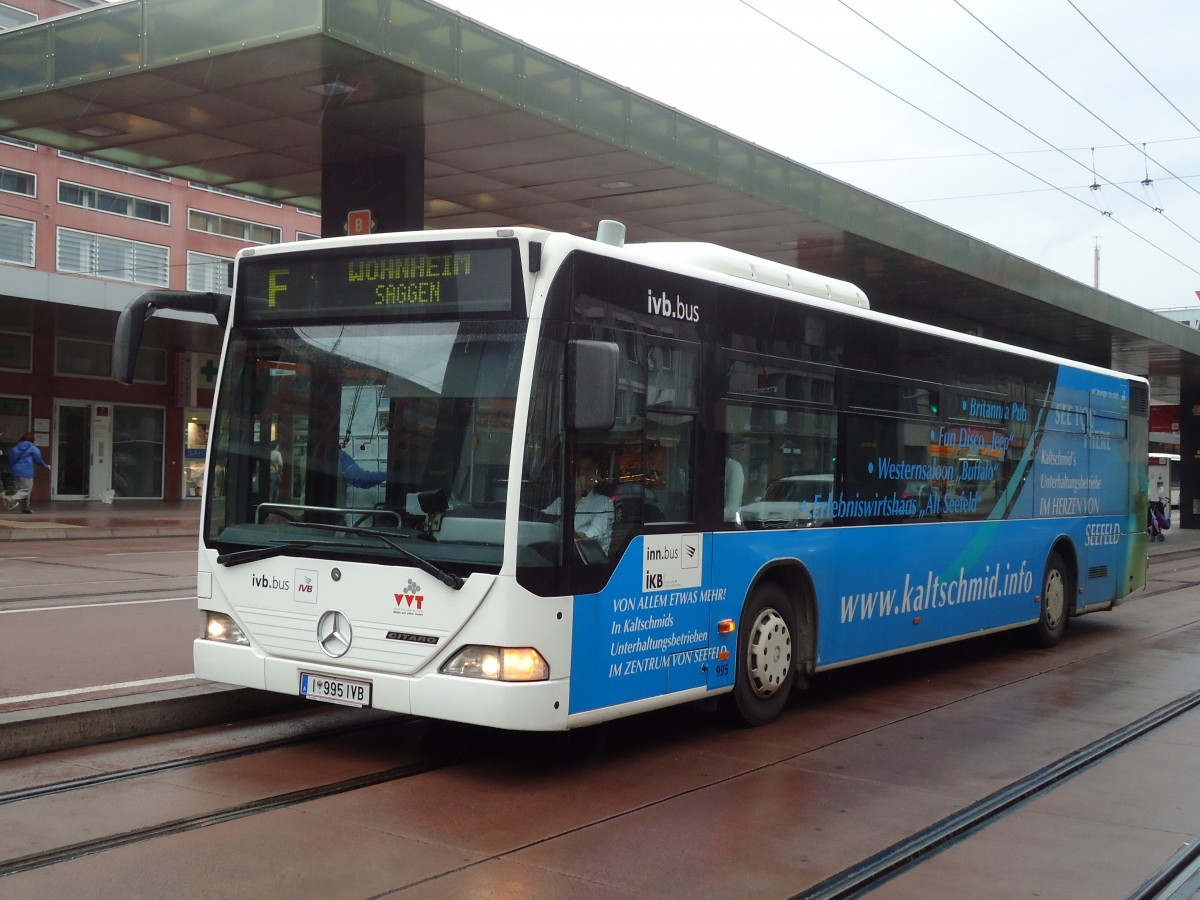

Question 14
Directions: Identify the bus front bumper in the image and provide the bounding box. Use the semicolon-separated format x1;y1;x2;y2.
194;639;572;731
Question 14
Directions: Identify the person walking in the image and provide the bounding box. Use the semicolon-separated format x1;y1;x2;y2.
6;432;51;514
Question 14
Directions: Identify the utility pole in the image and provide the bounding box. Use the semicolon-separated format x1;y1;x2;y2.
1093;237;1100;289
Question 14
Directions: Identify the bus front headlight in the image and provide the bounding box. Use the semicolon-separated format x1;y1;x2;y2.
204;611;249;645
441;645;549;682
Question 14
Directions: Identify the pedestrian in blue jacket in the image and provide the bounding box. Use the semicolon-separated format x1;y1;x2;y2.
6;432;50;514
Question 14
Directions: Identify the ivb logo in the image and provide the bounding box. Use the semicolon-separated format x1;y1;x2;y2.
646;289;699;323
394;578;425;614
252;573;290;591
294;569;318;604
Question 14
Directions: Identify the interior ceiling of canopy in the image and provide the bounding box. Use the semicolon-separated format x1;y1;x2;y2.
0;0;1197;403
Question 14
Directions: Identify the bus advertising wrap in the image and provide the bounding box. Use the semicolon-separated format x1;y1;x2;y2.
568;365;1145;717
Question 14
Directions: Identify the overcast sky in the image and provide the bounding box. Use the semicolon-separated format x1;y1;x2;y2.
445;0;1200;312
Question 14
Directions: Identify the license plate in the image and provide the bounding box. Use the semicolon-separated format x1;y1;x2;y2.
300;672;372;708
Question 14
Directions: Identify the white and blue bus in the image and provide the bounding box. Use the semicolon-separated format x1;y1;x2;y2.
116;223;1148;729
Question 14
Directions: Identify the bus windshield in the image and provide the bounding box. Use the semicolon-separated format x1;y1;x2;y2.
204;318;529;573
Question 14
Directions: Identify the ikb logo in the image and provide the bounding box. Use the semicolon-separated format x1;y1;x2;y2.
294;569;318;604
642;533;703;591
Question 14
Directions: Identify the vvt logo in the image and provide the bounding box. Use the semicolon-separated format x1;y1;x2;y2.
252;573;290;591
394;578;425;613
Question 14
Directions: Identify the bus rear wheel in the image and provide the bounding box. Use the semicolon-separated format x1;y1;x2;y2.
1033;552;1069;647
729;582;796;726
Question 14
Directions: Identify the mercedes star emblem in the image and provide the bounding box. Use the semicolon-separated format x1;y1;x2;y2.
316;609;352;658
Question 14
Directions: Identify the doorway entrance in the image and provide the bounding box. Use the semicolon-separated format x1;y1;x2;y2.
53;401;167;500
54;401;95;498
53;401;119;500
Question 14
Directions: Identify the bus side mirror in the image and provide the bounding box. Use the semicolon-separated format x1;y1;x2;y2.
567;340;618;432
113;291;230;384
113;298;150;384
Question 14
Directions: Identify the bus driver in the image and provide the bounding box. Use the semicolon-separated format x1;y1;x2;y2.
544;454;614;554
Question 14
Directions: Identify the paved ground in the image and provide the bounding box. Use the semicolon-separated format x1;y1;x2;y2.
4;530;1200;898
0;500;199;541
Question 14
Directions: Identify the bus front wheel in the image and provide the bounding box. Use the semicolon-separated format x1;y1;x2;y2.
1033;552;1069;647
729;582;796;726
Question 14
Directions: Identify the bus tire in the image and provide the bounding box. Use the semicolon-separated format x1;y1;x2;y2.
1033;552;1069;648
729;582;796;726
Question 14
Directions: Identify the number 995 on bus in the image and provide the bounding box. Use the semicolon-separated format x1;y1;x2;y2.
300;672;372;708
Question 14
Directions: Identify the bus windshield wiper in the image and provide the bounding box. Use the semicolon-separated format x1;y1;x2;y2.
284;521;465;590
217;540;324;567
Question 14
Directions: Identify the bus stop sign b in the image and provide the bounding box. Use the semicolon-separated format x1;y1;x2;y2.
347;209;374;235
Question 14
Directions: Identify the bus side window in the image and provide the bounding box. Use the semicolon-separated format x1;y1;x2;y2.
723;404;752;522
645;343;698;524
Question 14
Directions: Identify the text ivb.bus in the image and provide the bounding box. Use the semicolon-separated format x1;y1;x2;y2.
116;223;1148;730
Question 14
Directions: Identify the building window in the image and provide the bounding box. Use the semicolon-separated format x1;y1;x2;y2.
53;336;166;381
113;405;165;499
297;232;320;241
55;338;113;379
0;166;35;197
0;3;35;30
189;182;281;207
0;136;35;151
0;396;31;441
0;332;32;372
186;251;233;293
57;228;170;286
188;209;280;244
0;215;34;266
58;151;169;181
59;181;170;224
133;347;167;384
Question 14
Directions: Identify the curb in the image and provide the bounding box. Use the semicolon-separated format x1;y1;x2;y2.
0;683;309;761
0;525;198;541
1148;547;1198;565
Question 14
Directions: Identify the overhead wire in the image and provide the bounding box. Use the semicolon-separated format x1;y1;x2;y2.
1142;143;1164;213
952;0;1200;206
732;0;1101;213
1065;0;1200;137
835;0;1198;245
732;0;1200;280
902;174;1200;206
814;135;1200;168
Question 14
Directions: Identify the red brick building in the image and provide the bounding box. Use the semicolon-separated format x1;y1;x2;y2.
0;0;319;503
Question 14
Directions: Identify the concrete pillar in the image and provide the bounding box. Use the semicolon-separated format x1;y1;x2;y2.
1179;392;1199;528
320;90;424;238
321;150;423;238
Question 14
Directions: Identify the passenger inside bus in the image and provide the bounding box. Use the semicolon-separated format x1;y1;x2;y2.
724;442;747;522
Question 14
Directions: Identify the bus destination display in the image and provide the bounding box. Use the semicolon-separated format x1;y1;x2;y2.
239;243;517;322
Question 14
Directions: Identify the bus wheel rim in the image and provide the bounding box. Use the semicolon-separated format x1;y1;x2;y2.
1044;570;1065;630
748;608;792;698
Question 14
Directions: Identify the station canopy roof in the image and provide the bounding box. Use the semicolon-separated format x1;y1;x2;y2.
1;0;1198;404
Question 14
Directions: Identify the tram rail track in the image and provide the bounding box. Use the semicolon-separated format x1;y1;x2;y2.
0;584;195;607
795;687;1200;899
4;562;1200;894
0;757;455;879
12;686;1199;893
0;714;470;879
1132;834;1200;900
0;712;407;809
